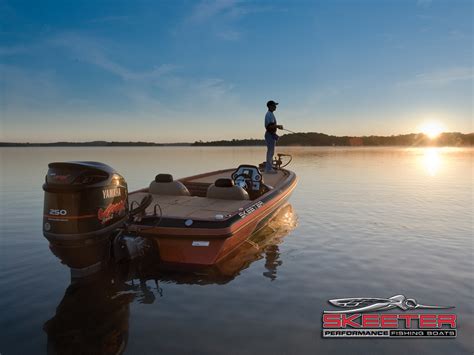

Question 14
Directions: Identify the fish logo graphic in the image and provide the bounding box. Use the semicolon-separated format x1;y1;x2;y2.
324;295;454;314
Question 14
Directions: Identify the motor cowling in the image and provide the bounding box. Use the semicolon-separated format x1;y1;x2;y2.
43;161;129;273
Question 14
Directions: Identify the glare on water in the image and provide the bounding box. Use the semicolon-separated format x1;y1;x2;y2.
421;148;442;176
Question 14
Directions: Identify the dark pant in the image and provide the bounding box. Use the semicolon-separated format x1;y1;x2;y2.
265;131;277;171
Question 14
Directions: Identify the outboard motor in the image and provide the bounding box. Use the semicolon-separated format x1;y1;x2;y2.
43;162;129;276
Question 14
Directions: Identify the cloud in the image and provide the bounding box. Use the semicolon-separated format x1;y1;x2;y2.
1;30;240;142
123;76;237;113
398;67;474;87
50;33;238;112
183;1;278;41
49;32;175;82
194;78;235;101
188;0;239;23
188;0;277;21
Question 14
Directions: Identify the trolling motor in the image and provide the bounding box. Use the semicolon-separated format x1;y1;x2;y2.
43;161;152;278
259;153;293;171
272;153;293;169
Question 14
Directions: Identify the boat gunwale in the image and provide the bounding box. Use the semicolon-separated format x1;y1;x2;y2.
129;169;298;238
128;168;294;221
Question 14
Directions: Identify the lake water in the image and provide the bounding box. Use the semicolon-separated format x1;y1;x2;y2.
0;147;472;354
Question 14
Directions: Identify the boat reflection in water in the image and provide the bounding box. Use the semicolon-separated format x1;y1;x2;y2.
43;204;297;354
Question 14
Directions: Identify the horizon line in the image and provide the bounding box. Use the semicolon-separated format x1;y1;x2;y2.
1;131;473;145
1;131;473;146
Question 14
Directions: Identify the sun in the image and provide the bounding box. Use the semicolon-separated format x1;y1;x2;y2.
420;121;444;139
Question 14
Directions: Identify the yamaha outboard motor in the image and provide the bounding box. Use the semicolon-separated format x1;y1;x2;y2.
43;162;129;276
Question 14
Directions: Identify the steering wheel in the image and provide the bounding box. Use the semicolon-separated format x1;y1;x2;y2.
233;173;252;190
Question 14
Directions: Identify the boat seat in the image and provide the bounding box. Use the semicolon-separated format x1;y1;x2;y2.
149;174;190;196
206;178;249;200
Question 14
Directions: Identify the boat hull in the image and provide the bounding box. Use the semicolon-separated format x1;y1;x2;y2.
137;170;297;267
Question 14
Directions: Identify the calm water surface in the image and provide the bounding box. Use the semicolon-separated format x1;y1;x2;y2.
0;147;472;354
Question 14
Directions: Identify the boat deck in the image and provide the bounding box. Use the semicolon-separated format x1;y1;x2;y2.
187;169;287;188
128;169;288;221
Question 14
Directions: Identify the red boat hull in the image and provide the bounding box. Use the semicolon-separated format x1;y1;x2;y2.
139;171;297;267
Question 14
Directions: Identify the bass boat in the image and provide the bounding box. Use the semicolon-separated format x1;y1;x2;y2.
42;154;297;276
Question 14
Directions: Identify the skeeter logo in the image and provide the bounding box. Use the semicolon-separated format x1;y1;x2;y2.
98;200;126;224
238;201;264;218
325;295;453;314
322;294;457;338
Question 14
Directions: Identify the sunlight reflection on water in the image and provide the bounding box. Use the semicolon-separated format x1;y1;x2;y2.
421;148;442;176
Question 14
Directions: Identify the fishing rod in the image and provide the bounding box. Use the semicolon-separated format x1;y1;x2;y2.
282;128;296;134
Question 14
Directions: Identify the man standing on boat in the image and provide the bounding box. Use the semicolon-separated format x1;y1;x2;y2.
264;100;283;174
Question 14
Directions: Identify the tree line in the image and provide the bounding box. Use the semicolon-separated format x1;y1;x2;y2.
192;132;473;147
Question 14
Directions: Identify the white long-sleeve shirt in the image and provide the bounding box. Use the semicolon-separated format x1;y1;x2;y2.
264;111;277;128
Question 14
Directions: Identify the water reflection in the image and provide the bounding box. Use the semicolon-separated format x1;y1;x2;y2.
421;148;442;176
263;245;282;281
43;271;132;355
43;204;297;354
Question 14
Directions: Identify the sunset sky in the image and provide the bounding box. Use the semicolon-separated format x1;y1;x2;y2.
1;0;472;143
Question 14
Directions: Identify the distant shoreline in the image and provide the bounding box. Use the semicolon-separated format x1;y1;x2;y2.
1;132;472;147
0;142;190;147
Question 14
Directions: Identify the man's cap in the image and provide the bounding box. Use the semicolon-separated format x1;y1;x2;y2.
267;100;279;107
